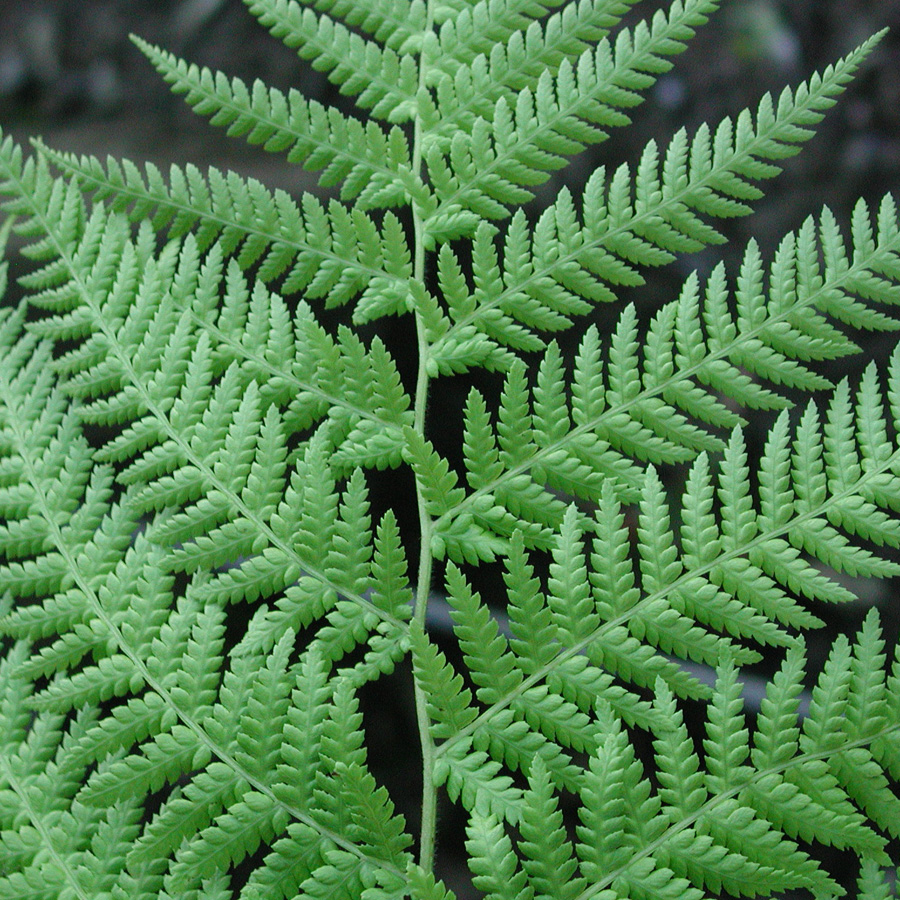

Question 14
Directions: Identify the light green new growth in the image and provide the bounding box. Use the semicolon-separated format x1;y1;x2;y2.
0;0;899;898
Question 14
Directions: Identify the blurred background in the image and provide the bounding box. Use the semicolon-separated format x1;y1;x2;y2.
1;1;899;897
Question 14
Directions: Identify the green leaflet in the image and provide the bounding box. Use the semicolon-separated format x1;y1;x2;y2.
0;1;899;899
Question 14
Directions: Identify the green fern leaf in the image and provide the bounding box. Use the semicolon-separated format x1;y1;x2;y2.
244;0;421;121
134;38;421;208
2;3;900;899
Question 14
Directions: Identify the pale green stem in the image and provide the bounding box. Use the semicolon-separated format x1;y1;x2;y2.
410;0;438;874
411;303;437;873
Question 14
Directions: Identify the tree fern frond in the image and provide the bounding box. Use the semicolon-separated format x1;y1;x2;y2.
461;614;900;900
0;708;125;886
110;652;409;888
0;374;127;616
432;356;900;822
233;630;295;778
576;703;666;881
444;559;601;790
0;201;413;631
651;679;707;825
430;9;885;253
430;0;714;147
404;428;508;562
0;218;411;900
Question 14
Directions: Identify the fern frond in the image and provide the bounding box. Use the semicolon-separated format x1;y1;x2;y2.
429;198;900;559
133;38;422;209
429;0;639;87
428;8;885;249
0;180;415;626
2;2;899;898
446;558;600;792
0;150;419;895
156;667;411;893
246;0;427;53
0;372;127;625
455;614;899;900
85;645;411;892
0;706;141;900
430;65;892;365
423;0;721;225
430;357;900;839
241;0;420;122
34;147;415;319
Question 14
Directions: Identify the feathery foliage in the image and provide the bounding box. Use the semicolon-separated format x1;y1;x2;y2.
1;1;899;898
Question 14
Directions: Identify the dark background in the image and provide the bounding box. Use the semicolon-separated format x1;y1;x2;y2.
1;1;899;898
